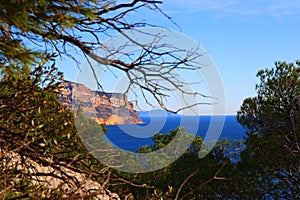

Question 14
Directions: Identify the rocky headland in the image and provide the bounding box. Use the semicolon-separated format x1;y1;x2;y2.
59;81;142;125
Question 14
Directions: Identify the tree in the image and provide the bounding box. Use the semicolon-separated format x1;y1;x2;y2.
0;0;207;112
0;61;117;199
111;128;243;200
236;61;300;199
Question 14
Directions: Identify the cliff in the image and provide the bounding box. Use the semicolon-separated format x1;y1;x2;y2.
59;81;143;125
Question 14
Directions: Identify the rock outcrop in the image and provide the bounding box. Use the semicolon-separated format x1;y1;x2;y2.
59;81;142;125
1;149;120;200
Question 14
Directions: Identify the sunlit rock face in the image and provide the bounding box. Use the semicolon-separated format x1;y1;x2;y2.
59;81;142;125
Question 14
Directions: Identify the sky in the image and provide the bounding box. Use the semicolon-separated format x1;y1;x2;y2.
59;0;300;115
161;0;300;114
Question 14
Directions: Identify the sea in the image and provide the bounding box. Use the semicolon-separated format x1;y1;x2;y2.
105;115;247;152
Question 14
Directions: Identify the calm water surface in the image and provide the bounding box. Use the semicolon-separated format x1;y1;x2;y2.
105;115;246;152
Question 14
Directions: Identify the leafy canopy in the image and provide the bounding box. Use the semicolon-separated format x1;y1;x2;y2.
236;61;300;199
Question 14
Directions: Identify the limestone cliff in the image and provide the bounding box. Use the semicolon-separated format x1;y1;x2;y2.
59;81;142;125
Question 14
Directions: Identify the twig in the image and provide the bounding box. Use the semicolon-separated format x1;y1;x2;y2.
174;168;199;200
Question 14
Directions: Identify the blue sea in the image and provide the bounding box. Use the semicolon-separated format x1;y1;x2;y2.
105;115;246;152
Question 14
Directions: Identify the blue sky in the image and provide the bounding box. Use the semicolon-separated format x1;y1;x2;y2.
60;0;300;115
161;0;300;114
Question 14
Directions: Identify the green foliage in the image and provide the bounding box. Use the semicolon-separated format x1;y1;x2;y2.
238;61;300;137
236;61;300;199
0;0;166;72
110;128;242;200
0;60;111;199
0;0;100;67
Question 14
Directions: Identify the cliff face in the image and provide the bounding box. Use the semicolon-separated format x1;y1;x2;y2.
59;81;142;125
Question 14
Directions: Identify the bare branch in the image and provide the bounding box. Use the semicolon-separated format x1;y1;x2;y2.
175;168;199;200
